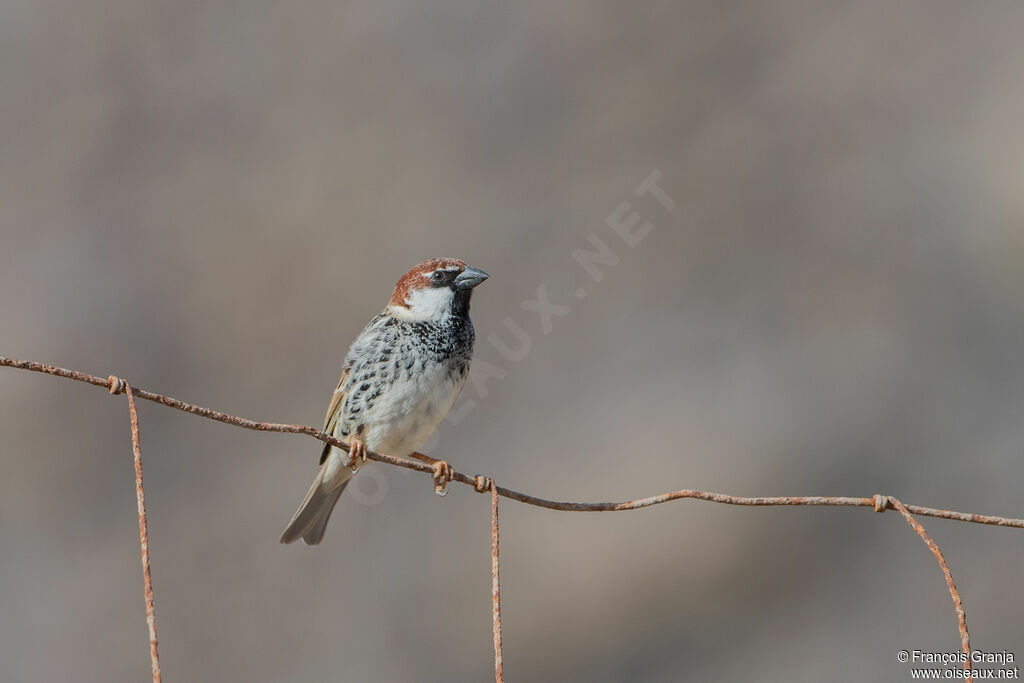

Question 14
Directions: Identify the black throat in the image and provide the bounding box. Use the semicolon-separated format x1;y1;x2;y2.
451;288;473;318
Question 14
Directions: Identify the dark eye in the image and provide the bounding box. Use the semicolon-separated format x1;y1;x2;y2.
432;271;445;282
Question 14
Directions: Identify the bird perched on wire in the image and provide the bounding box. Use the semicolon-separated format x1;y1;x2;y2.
280;258;489;545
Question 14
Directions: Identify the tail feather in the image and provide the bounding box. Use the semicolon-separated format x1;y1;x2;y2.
280;452;354;545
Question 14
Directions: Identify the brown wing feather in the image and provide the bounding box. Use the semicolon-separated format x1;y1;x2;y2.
319;366;350;464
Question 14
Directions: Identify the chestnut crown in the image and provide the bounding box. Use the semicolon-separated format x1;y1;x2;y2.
387;258;488;321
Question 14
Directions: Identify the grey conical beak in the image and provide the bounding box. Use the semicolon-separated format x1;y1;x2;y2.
454;266;489;289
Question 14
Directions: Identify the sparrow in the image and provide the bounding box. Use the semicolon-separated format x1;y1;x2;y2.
280;258;489;545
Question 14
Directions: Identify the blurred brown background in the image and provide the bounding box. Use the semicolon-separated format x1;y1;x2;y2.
2;1;1023;681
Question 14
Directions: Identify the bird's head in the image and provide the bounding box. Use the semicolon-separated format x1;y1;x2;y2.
387;258;489;321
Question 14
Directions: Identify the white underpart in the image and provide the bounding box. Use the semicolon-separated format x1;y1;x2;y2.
362;360;466;457
387;284;455;322
325;355;466;461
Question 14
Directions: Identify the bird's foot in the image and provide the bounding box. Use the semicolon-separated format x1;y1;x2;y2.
346;438;367;470
408;451;455;496
432;460;454;496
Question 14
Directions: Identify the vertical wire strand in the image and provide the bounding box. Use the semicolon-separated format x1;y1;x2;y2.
127;384;162;683
491;483;504;683
889;497;971;682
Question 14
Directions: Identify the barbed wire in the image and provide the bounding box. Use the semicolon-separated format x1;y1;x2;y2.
4;356;1023;682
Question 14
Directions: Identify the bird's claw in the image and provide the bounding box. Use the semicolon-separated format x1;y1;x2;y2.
432;460;453;496
346;439;367;470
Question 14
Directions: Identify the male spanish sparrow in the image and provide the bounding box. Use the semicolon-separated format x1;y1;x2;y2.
280;258;489;545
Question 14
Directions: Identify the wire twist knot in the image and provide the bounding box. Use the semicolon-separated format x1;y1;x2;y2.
874;494;889;513
475;475;495;494
108;375;127;395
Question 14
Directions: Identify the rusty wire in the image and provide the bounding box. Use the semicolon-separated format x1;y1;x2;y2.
4;357;1021;526
475;476;504;683
886;497;972;680
4;356;1023;682
121;381;162;683
491;485;503;683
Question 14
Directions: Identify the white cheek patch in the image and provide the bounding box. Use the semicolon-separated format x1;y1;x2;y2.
388;286;453;321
